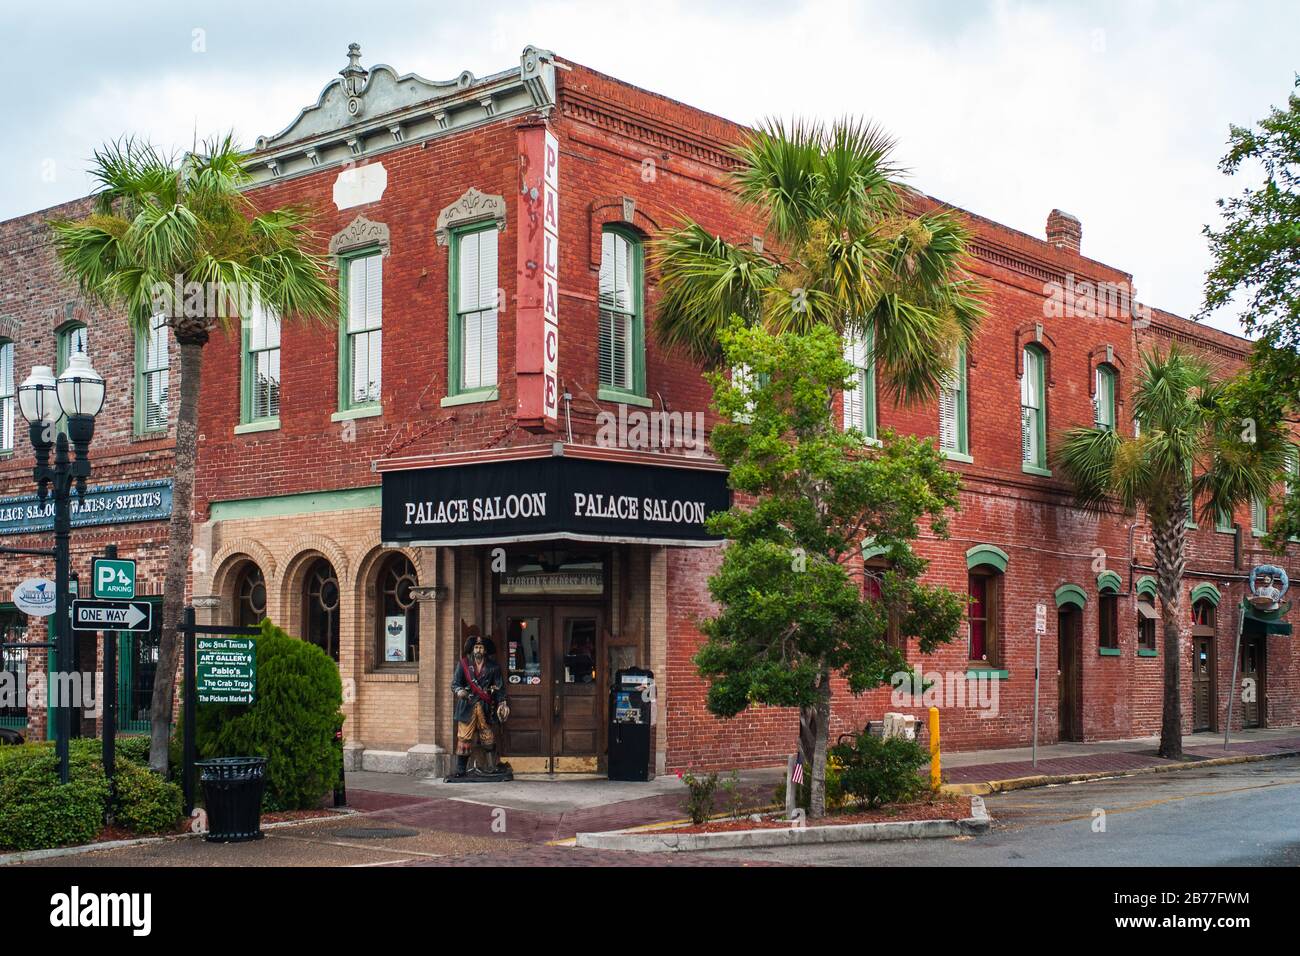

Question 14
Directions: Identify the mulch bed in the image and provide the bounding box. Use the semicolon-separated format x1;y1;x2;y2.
671;794;968;834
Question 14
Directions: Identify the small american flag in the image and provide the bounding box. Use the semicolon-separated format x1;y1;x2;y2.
791;755;804;785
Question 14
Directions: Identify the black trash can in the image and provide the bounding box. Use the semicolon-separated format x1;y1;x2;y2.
195;757;268;843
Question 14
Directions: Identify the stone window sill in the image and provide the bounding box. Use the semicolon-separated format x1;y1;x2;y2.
440;389;498;408
235;419;280;435
332;406;382;422
1099;647;1122;657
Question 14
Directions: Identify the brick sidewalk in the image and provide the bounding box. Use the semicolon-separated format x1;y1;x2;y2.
944;735;1300;785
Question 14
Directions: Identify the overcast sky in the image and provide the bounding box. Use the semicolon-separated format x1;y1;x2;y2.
3;0;1295;336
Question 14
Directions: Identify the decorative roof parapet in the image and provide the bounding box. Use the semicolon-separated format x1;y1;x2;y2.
246;44;556;186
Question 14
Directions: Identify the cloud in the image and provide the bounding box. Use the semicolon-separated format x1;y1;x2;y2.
4;0;1296;336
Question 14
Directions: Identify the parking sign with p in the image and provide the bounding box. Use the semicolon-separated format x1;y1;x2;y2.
92;557;136;600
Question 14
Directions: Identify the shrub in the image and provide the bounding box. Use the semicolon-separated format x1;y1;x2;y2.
115;735;152;766
190;619;343;811
113;762;183;834
0;744;109;851
679;770;719;824
830;732;929;808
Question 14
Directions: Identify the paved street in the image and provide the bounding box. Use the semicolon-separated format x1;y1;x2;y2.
11;756;1298;867
699;756;1300;866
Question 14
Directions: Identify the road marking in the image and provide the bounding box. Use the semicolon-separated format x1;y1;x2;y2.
1002;776;1300;825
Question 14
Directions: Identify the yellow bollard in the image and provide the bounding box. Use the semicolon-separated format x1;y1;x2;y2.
929;706;941;790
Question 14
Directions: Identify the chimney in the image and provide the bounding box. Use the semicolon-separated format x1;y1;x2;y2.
1046;209;1082;254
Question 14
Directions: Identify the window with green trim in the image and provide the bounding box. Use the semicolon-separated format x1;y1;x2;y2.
1137;593;1157;653
0;338;14;452
242;301;281;423
1099;581;1119;651
135;314;169;434
598;228;645;397
1093;364;1116;430
450;225;499;396
1252;493;1268;536
56;322;88;436
1215;505;1233;533
968;569;1002;666
1185;461;1198;529
1020;345;1047;470
58;322;88;372
939;344;967;455
843;329;877;440
340;250;383;410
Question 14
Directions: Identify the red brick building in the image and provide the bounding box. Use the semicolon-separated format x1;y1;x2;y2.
0;199;178;743
110;43;1300;773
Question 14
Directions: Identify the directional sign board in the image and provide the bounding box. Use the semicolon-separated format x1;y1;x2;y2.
196;637;257;704
92;557;136;600
71;599;153;633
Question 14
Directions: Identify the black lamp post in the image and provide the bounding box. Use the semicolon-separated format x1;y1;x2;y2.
16;355;104;784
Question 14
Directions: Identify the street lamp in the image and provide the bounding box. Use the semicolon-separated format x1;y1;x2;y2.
14;355;104;783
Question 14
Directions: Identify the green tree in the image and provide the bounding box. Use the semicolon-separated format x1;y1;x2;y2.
1201;75;1300;543
1057;347;1289;759
697;321;966;818
654;117;984;403
50;136;337;772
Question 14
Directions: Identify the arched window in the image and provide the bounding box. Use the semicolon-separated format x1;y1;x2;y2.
598;226;645;399
1020;344;1048;473
1192;598;1216;630
0;338;14;453
968;569;1002;665
1093;364;1116;430
234;563;267;627
303;559;340;662
376;554;419;665
1098;576;1120;653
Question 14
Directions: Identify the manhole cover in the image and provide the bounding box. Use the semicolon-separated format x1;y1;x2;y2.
334;826;419;840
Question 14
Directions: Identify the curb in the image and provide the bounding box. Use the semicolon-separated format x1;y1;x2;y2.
573;796;989;853
940;748;1300;796
0;807;357;867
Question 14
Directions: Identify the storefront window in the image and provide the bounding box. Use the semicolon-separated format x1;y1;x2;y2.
304;559;340;662
377;553;418;664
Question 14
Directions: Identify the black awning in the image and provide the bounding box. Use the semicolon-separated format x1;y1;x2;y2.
381;453;730;547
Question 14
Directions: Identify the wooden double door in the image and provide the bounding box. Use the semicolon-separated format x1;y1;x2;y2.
498;605;604;772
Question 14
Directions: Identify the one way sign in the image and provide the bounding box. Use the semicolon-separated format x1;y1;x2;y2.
71;599;153;633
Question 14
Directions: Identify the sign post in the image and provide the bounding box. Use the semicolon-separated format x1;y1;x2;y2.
1033;602;1046;768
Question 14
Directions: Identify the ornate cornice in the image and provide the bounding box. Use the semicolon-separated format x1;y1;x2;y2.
330;214;391;257
435;188;507;246
244;44;556;186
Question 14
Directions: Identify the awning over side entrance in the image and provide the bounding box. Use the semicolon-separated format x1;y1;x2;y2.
379;444;731;547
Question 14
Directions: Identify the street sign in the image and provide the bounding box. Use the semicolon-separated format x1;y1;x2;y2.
1035;602;1047;635
196;637;257;704
71;599;152;633
92;557;136;600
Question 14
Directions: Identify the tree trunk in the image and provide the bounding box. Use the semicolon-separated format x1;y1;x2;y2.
1152;506;1187;760
148;339;205;773
809;665;833;818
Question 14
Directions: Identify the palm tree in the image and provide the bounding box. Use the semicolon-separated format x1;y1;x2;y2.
655;118;985;797
653;117;985;403
50;135;337;772
1057;346;1290;759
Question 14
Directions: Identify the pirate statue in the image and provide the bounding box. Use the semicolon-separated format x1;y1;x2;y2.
449;625;511;779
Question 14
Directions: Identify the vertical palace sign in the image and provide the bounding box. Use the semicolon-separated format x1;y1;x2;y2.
517;123;560;431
